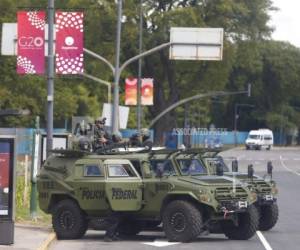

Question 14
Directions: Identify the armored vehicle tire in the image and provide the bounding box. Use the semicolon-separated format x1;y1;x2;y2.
162;200;202;242
52;199;88;239
258;203;279;231
221;205;259;240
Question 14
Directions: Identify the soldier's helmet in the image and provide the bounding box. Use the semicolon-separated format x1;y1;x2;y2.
95;117;106;125
112;131;123;143
140;128;150;136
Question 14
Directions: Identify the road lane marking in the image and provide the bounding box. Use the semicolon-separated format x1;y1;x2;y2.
279;156;300;176
142;240;180;247
256;231;272;250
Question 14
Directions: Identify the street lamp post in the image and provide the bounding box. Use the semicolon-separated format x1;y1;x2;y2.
234;103;255;146
137;0;143;131
112;0;123;134
46;0;55;157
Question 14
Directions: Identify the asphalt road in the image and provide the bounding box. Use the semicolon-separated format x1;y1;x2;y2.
50;147;300;250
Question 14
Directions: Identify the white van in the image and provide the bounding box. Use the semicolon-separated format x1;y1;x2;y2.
245;129;274;150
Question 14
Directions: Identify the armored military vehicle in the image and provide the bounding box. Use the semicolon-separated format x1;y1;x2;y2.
172;148;278;231
37;149;258;242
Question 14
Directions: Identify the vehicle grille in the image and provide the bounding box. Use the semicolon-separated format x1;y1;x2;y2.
251;181;272;194
215;187;248;201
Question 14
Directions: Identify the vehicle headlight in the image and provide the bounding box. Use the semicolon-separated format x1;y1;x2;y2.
250;192;257;202
3;187;9;194
271;186;278;195
199;194;211;203
199;189;211;203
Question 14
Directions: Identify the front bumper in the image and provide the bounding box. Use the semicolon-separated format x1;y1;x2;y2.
219;200;248;212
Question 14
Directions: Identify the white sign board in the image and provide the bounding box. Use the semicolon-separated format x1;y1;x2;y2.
42;136;68;162
170;27;223;61
1;23;55;56
102;103;130;130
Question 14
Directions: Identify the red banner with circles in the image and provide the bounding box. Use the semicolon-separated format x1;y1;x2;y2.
125;78;153;106
125;77;138;105
55;12;84;75
141;78;154;106
17;11;45;74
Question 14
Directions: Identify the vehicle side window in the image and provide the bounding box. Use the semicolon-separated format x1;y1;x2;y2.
150;160;176;177
206;158;229;173
108;164;137;177
177;159;207;175
84;165;102;177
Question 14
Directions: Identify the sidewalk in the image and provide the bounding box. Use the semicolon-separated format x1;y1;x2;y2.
0;224;56;250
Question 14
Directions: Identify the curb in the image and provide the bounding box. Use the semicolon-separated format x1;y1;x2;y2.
36;232;56;250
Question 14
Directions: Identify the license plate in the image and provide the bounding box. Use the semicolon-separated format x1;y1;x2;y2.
238;201;248;208
264;194;273;201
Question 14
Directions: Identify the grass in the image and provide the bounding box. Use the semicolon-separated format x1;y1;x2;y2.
15;175;52;227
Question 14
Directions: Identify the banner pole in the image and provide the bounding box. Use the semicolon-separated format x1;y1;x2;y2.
47;0;54;157
137;0;143;131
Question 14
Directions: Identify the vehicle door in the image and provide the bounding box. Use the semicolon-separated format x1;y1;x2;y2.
72;159;109;211
141;159;176;213
104;159;143;211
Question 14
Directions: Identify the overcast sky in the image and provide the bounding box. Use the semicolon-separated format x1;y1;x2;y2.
270;0;300;47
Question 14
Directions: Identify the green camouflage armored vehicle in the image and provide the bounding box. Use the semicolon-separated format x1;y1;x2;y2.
171;148;278;231
37;149;258;242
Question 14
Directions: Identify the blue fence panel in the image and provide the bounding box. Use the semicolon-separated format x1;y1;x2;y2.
164;131;250;149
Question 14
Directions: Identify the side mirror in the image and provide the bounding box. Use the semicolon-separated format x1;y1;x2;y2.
232;160;239;172
248;164;254;180
267;161;273;179
216;163;224;176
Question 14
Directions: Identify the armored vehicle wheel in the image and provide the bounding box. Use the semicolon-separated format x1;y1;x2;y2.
162;200;202;242
258;203;279;231
52;199;88;239
221;205;259;240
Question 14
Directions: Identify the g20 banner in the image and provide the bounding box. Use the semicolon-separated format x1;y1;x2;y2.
17;11;45;74
55;12;84;74
141;78;154;106
125;77;138;105
125;78;154;106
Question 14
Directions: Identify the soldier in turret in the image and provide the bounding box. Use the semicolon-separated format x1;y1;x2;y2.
93;117;112;150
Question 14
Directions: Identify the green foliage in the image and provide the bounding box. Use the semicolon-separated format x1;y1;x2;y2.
15;175;51;224
1;0;300;138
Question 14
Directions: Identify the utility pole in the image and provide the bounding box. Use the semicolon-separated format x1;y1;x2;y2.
112;0;123;134
234;104;239;146
137;0;143;131
47;0;55;156
30;116;40;219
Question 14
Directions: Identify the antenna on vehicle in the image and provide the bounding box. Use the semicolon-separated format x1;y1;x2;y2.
232;160;238;172
231;159;238;195
248;164;254;182
267;161;273;180
216;162;224;176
